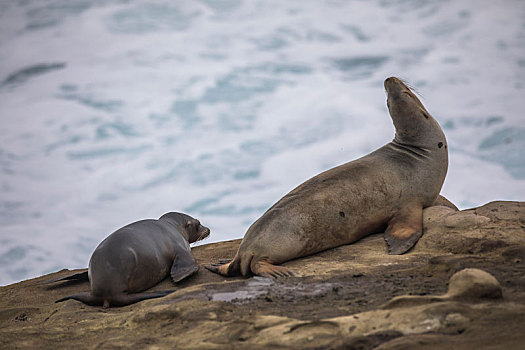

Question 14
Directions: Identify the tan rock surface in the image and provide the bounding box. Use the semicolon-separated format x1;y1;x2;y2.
1;201;525;349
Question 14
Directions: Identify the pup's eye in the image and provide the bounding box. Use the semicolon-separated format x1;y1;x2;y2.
422;112;430;119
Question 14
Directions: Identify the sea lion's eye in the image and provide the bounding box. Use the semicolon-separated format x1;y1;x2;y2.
422;112;430;119
185;220;192;228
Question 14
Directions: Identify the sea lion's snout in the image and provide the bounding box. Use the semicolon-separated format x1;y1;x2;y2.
384;76;402;89
384;76;410;98
198;226;211;241
384;76;401;87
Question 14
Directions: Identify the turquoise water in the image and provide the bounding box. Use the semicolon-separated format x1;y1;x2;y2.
1;0;524;285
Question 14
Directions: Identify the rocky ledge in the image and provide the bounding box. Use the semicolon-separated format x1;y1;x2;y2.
1;201;525;349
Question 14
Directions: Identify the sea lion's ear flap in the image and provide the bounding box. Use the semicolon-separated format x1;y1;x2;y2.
185;220;192;228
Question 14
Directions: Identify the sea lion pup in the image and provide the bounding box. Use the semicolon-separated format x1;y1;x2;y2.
54;212;210;308
206;77;448;278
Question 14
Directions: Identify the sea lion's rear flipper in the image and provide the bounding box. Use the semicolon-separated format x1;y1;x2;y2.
170;249;200;283
205;255;244;277
384;206;423;255
56;291;176;308
205;259;234;276
108;291;177;307
250;260;296;278
56;292;102;306
44;271;89;285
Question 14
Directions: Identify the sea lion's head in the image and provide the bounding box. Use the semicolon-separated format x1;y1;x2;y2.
384;76;444;146
159;212;210;243
184;217;211;243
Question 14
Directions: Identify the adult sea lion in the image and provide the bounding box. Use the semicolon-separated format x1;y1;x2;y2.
206;77;449;278
54;212;210;307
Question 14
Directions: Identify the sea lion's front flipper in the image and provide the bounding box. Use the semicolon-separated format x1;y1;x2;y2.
170;248;200;283
250;260;296;278
384;206;423;255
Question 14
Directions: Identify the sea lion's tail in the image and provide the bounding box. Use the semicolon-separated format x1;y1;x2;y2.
56;290;176;308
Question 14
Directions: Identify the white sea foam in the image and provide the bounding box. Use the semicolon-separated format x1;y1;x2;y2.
1;0;524;285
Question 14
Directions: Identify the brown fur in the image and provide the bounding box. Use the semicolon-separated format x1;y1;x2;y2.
206;77;450;277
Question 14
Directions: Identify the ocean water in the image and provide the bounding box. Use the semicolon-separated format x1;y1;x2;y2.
1;0;524;286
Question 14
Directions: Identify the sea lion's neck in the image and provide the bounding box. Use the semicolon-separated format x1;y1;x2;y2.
389;139;431;160
158;215;190;242
392;114;446;148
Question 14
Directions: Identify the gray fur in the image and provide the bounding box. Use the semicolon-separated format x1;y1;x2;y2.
55;212;210;307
